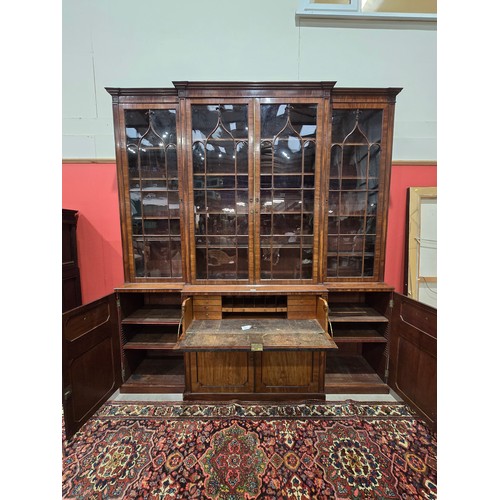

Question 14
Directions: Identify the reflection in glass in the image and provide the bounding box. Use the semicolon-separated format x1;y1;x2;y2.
124;109;181;278
327;108;383;278
192;104;250;280
133;238;182;278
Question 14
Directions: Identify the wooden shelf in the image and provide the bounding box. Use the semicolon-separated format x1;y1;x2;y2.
332;329;387;343
121;357;184;393
221;307;287;313
329;304;389;323
122;306;181;324
325;355;389;394
130;177;179;181
132;216;181;219
123;332;178;350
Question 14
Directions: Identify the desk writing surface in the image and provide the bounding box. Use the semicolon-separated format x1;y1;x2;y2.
175;318;337;351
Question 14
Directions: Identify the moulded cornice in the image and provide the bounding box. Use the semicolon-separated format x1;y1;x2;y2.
105;87;178;97
172;81;337;98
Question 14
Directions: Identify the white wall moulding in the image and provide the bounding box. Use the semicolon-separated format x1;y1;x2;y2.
296;0;437;29
62;159;437;165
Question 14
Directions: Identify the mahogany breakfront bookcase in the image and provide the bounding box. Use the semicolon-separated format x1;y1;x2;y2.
63;82;437;438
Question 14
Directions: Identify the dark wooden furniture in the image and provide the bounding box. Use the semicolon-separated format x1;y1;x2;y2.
62;209;82;312
63;82;437;438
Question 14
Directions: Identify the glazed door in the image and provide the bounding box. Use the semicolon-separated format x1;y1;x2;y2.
62;294;122;440
119;105;184;282
388;293;437;429
257;100;323;282
189;101;254;282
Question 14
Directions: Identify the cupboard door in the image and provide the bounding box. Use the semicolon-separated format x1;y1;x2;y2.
62;294;122;440
187;351;254;393
255;351;323;393
258;102;319;281
122;107;183;280
62;209;82;312
190;103;253;282
388;293;437;429
327;107;383;280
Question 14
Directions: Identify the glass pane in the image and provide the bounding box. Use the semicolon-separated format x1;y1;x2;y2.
207;248;237;279
340;191;366;215
364;235;375;255
192;142;205;174
133;239;145;276
342;144;369;180
328;191;339;213
368;144;380;188
362;0;436;14
142;192;168;216
192;104;248;140
332;109;383;144
260;190;312;214
274;175;302;189
136;218;179;236
367;191;378;214
328;216;339;235
124;109;181;279
303;141;316;173
338;256;363;277
326;256;338;275
237;248;249;279
363;258;374;276
132;238;182;278
261;175;272;189
333;235;364;253
236;192;249;214
261;247;313;280
205;236;237;246
339;217;365;234
236;142;248;174
192;104;249;281
206;141;236;174
206;214;236;235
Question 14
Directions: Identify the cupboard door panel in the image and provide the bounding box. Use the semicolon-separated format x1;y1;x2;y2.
256;351;321;393
388;293;437;429
188;352;254;393
62;294;122;440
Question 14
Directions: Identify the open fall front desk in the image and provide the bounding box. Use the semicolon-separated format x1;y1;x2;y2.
177;318;337;351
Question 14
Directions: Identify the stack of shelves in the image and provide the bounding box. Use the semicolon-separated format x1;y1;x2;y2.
118;290;184;393
325;291;391;393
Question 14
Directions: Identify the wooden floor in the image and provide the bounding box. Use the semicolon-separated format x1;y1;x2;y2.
110;389;400;403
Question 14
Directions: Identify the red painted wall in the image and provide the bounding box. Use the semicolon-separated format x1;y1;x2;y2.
62;163;124;304
62;162;436;303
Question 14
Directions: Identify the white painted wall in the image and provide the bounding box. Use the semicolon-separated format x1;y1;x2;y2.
62;0;436;160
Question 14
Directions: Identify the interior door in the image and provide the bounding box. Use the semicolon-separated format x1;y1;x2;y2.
388;292;437;429
62;294;122;440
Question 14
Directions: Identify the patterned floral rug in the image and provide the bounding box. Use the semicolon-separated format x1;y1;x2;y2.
62;400;437;499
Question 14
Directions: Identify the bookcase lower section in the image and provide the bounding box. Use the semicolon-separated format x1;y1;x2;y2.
115;286;393;398
118;351;390;397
